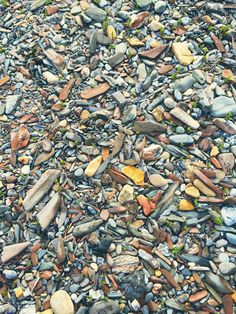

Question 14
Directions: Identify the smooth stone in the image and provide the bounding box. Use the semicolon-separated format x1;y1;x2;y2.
217;153;235;175
136;0;152;7
115;43;127;54
169;134;194;145
179;199;194;211
137;63;147;81
226;233;236;245
118;184;134;204
205;272;234;294
108;52;125;68
164;97;177;109
3;270;17;280
154;0;167;13
85;5;107;22
221;207;236;226
89;300;119;314
176;126;185;134
43;71;59;84
85;156;102;177
215;239;228;248
192;69;205;84
50;290;74;314
175;76;195;93
5;95;20;114
170;107;200;129
218;262;236;275
217;253;230;263
149;174;168;187
211;96;236;117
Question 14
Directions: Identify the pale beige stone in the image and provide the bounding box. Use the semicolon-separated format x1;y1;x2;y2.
84;156;102;177
50;290;74;314
172;42;195;66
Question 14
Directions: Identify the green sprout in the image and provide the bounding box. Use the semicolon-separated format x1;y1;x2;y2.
103;17;110;29
45;0;52;5
179;142;184;148
193;199;199;207
159;27;165;36
208;26;214;32
214;216;223;225
93;0;100;4
1;0;8;7
186;127;192;133
0;189;4;198
225;112;234;120
223;188;230;196
60;159;66;166
218;25;231;39
171;245;183;255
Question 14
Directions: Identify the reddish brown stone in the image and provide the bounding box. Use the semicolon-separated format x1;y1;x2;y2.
222;295;233;314
59;78;76;101
210;33;226;53
46;6;59;15
80;82;110;99
138;45;168;59
160;268;181;290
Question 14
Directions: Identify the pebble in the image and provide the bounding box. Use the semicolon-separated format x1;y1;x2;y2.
50;290;74;314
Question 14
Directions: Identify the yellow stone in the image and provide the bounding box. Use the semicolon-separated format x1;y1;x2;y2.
172;42;195;66
84;156;102;177
122;166;145;186
80;110;90;120
150;40;159;48
131;220;145;229
222;69;235;82
14;287;24;298
185;186;200;198
179;199;194;211
152;107;163;122
155;270;162;277
107;25;116;40
36;310;53;314
190;276;195;282
210;146;219;157
231;291;236;302
126;37;144;46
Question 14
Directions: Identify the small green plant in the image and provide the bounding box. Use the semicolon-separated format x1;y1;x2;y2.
159;27;165;36
208;25;214;32
123;18;131;27
0;189;4;198
170;72;177;80
223;188;230;196
214;216;223;225
206;161;212;168
225;112;234;120
186;127;192;133
108;44;116;50
193;199;199;207
45;0;52;5
60;127;67;134
103;17;110;28
179;142;184;148
0;47;6;53
60;102;66;109
171;245;183;255
218;24;231;39
1;0;8;7
93;0;100;4
60;159;66;166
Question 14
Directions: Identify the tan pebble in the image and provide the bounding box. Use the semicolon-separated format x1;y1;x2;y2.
172;42;195;66
118;184;134;204
84;156;102;177
14;287;24;298
149;174;168;187
50;290;74;314
80;110;90;120
193;179;216;197
179;199;194;211
207;299;219;307
210;146;219;157
185;186;200;198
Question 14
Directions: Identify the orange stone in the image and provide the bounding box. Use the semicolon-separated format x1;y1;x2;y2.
0;76;10;86
80;83;110;99
189;290;208;303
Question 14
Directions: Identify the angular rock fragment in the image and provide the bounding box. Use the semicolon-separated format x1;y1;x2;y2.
23;169;61;211
172;42;194;65
37;193;61;229
1;242;31;263
80;83;110;99
73;219;103;237
138;44;168;59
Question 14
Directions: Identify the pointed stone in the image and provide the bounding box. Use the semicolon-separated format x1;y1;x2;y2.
84;156;103;177
59;79;76;101
37;193;61;229
23;169;61;211
132;121;167;134
73;219;103;237
170;107;199;129
80;83;110;99
1;242;31;263
138;44;168;59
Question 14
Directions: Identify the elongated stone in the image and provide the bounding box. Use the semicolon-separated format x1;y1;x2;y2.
138;44;168;59
175;76;195;92
73;219;103;237
169;134;194;145
23;169;61;211
80;83;110;99
85;156;102;177
1;242;31;263
211;96;236;117
108;52;125;68
205;272;234;294
193;179;216;197
170;107;200;129
59;79;76;101
112;255;139;273
193;169;223;197
132;121;167;134
37;193;61;229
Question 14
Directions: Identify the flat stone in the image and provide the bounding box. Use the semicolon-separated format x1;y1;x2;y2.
193;179;216;197
221;207;236;226
122;105;136;123
5;95;20;114
138;45;168;59
50;290;74;314
169;134;194;145
85;4;107;22
132;121;167;134
154;0;167;13
189;290;208;303
172;42;195;66
43;71;59;84
23;169;61;211
111;91;127;106
218;262;236;275
80;83;110;99
85;156;103;177
211;96;236;117
37;193;61;230
73;219;103;237
59;79;76;101
108;52;125;68
89;300;120;314
118;184;134;204
149;174;168;187
112;255;139;273
179;199;194;211
217;153;235;175
226;233;236;245
175;76;195;92
170;107;200;129
1;242;31;263
205;272;234;294
136;0;152;7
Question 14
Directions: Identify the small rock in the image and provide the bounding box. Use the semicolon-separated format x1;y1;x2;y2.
50;290;74;314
